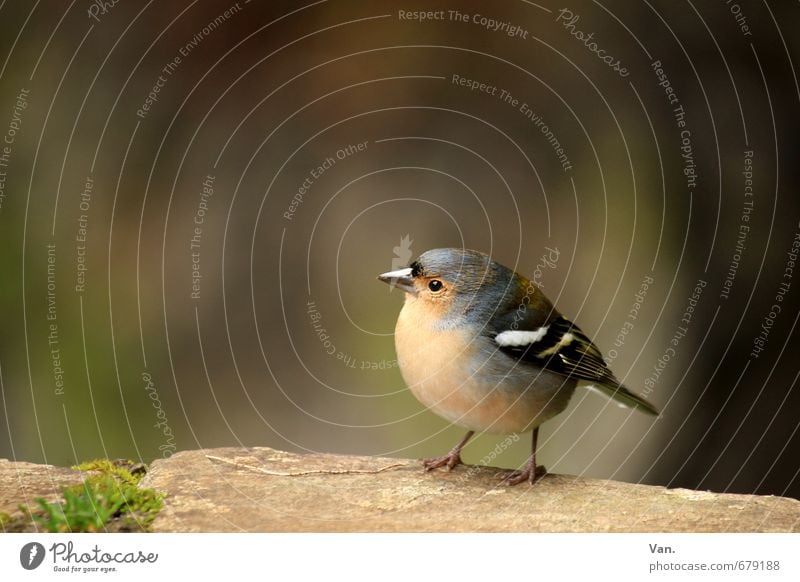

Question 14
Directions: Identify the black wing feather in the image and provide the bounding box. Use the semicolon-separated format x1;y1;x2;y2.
499;316;618;385
496;315;659;415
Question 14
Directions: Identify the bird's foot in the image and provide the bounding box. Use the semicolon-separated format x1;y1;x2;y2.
498;464;547;486
422;451;463;472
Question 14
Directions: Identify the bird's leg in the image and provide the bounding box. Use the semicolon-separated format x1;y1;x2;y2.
423;430;475;472
500;427;547;486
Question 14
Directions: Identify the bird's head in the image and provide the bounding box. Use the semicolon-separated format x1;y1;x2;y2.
378;248;519;326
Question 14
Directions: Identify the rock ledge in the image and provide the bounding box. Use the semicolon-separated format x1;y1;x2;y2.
133;447;800;532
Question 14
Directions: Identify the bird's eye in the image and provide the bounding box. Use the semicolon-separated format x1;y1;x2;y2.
428;279;444;293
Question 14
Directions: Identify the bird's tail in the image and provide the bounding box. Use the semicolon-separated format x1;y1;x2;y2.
586;382;659;416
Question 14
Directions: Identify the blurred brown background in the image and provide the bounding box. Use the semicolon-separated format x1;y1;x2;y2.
0;0;798;499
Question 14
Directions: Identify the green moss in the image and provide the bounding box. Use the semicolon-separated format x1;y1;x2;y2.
73;459;145;486
11;459;163;533
1;510;29;532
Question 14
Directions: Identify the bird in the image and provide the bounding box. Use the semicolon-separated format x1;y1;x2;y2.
377;247;658;485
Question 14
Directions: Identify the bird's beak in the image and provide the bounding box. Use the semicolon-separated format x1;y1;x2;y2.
377;267;416;294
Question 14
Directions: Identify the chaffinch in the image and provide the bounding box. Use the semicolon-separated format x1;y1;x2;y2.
378;248;658;485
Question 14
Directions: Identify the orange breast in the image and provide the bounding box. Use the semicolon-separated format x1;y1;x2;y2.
394;294;575;434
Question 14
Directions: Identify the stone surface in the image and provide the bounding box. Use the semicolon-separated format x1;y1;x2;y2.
0;459;84;516
138;447;800;532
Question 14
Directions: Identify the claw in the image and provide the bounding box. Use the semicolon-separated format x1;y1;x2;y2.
423;452;463;472
421;431;474;475
494;427;545;486
498;464;547;486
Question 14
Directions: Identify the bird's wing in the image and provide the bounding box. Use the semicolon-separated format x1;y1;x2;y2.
494;314;658;415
